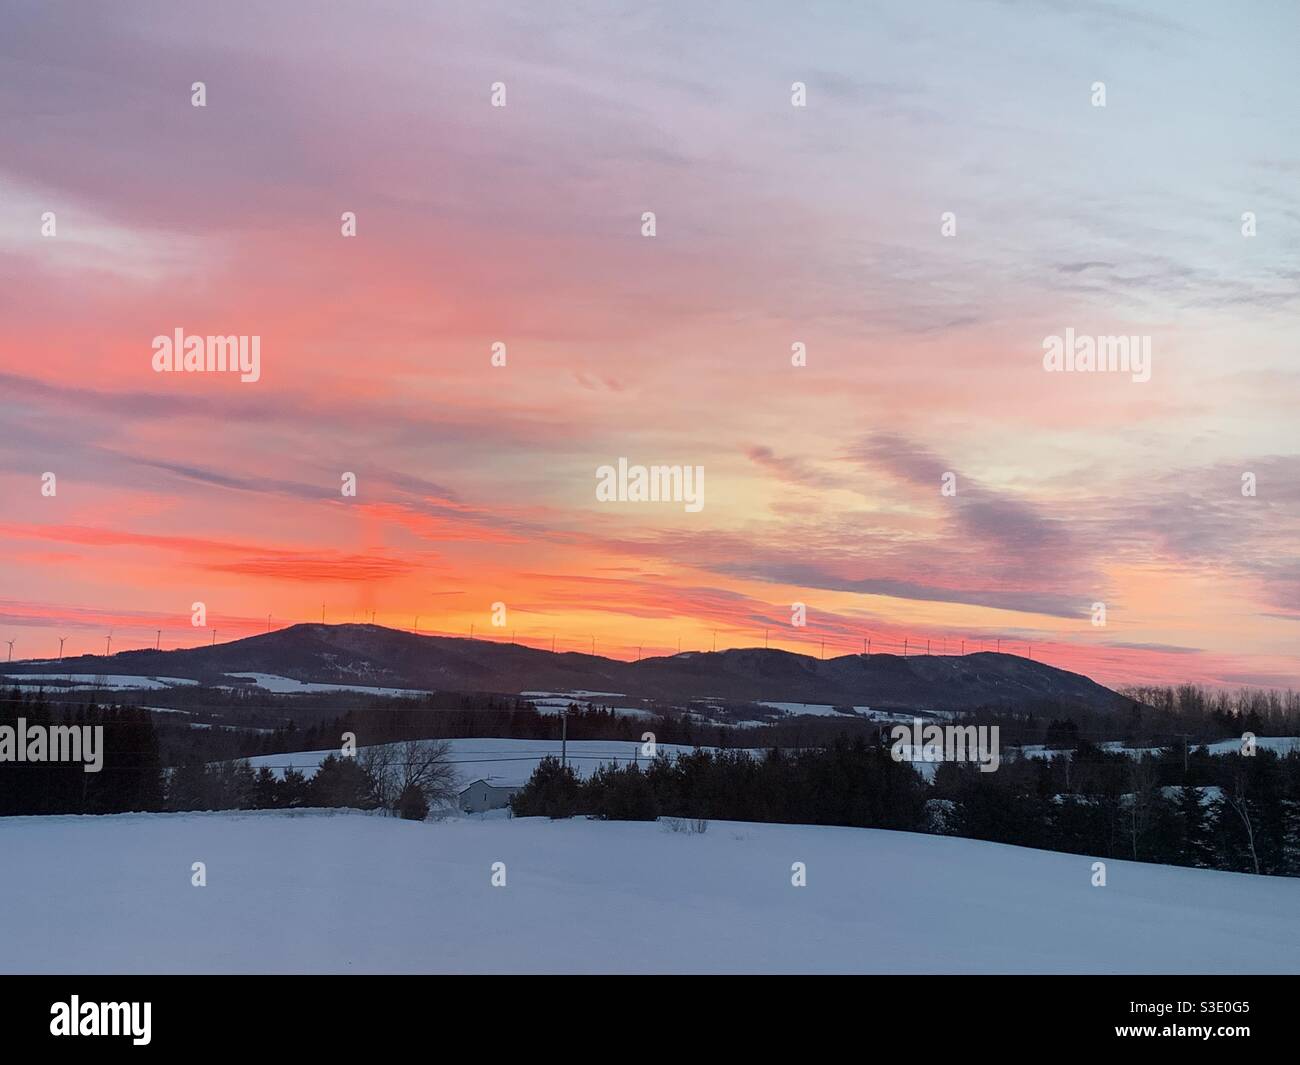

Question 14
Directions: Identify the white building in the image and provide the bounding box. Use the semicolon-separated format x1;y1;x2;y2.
458;779;520;814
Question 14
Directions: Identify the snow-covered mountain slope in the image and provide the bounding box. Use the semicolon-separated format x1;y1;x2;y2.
1;809;1295;973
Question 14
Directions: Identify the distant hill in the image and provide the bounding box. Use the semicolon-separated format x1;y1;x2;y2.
2;623;1132;713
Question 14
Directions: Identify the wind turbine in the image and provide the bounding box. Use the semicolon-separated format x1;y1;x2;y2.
58;636;67;660
4;638;14;662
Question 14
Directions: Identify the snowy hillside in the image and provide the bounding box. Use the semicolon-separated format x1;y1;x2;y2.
246;738;713;789
1;809;1296;973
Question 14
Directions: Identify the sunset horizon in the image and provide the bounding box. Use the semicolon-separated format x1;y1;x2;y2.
3;1;1298;693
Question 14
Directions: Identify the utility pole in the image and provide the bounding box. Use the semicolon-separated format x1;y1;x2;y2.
997;638;1001;653
321;604;325;624
551;634;556;654
156;630;162;650
712;630;717;653
414;616;420;634
561;709;568;769
904;637;908;656
961;640;965;655
637;645;642;662
867;638;871;654
820;639;825;660
211;629;217;646
926;639;931;655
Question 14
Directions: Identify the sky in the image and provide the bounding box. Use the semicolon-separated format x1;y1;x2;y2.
0;0;1297;690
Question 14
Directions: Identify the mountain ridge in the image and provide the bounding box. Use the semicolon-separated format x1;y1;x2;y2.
2;623;1133;713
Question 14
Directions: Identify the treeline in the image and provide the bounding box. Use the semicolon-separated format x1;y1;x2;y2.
951;691;1299;755
931;738;1300;876
164;749;441;820
0;692;163;816
0;690;451;820
510;733;1300;879
243;701;783;759
510;740;927;829
1119;684;1300;738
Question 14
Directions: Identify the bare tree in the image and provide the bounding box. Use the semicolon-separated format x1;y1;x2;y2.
1127;755;1156;860
395;739;458;810
1223;774;1261;875
358;745;398;810
357;739;457;814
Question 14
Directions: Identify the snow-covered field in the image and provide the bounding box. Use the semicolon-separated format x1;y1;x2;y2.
224;672;431;697
757;700;866;718
1014;737;1300;760
1;809;1295;973
756;701;924;723
1;669;433;697
519;691;655;719
247;737;709;789
1;673;199;690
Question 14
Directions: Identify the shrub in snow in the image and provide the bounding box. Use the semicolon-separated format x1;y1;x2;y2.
398;783;429;821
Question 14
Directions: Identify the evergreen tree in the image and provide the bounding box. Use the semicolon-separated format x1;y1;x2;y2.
1177;783;1211;868
309;755;376;809
252;766;280;809
509;756;582;818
